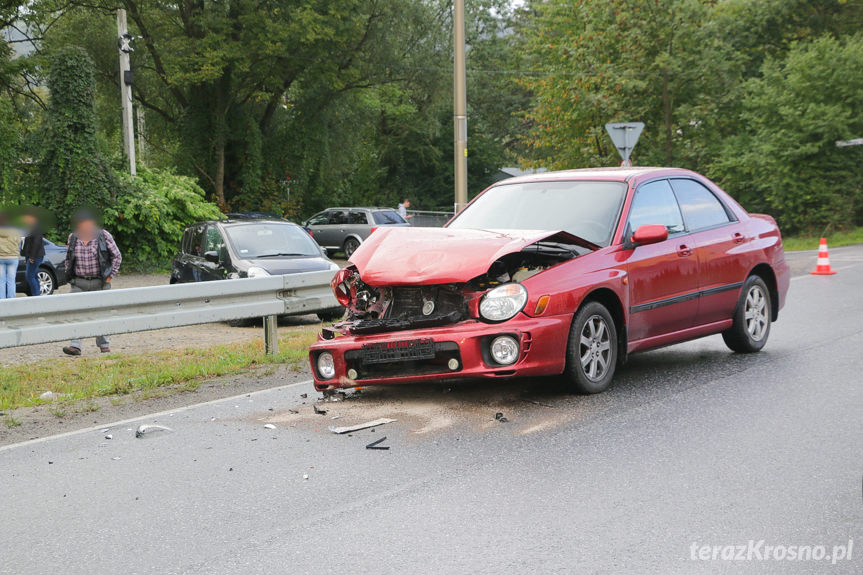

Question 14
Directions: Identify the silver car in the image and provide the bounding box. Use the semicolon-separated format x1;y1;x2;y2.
304;207;409;257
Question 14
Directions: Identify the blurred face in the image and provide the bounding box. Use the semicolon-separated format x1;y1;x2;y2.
76;218;97;238
21;214;37;228
404;200;411;208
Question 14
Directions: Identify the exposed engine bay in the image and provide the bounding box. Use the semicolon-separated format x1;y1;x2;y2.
323;238;590;338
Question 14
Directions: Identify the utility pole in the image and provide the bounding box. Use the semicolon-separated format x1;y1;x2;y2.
117;9;136;176
453;0;467;213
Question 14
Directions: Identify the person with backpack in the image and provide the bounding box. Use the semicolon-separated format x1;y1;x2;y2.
62;210;122;355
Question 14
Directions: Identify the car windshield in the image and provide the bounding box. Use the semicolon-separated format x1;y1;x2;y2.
447;180;627;246
372;210;406;225
224;223;320;258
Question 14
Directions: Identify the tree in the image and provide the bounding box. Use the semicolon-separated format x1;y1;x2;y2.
712;35;863;233
41;46;118;226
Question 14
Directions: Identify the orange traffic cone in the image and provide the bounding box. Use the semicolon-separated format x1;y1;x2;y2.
810;238;837;275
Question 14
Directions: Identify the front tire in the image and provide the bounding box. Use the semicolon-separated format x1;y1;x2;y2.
564;301;618;394
35;268;56;295
722;276;771;353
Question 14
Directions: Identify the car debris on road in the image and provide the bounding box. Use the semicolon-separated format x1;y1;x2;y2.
329;418;397;434
135;424;174;438
366;436;390;450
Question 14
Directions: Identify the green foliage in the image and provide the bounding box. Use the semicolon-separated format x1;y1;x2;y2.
713;35;863;233
41;46;118;227
105;168;223;266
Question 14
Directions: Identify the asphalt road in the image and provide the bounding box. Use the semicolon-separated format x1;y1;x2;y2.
2;246;862;574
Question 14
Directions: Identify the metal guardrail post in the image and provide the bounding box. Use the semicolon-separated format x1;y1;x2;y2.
263;315;278;355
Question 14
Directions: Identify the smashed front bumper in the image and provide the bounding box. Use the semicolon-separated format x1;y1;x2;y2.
309;313;573;390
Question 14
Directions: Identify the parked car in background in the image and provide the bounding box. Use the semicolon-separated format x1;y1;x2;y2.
15;238;68;295
170;218;344;322
304;207;410;257
311;167;790;394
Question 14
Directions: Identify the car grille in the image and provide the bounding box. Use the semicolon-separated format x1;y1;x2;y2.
388;286;466;320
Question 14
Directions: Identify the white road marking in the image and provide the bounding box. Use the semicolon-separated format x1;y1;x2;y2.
791;262;861;280
0;379;314;453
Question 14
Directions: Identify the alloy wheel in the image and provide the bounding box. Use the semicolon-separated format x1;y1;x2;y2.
744;285;768;341
38;270;54;295
579;314;611;381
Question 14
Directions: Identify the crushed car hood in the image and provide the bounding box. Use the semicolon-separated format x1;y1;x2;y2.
349;227;597;285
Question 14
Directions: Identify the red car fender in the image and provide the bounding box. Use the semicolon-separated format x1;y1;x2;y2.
519;247;629;321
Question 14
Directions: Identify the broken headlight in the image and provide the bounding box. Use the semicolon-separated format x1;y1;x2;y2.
479;283;527;322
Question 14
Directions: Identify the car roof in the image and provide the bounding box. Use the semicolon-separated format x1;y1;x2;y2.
493;166;701;185
188;218;300;227
323;207;397;211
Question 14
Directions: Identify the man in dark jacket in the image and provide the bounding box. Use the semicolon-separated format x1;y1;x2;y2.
62;210;122;356
21;211;46;296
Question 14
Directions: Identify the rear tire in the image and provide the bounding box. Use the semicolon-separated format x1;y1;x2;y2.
722;275;771;353
343;237;361;258
563;301;618;394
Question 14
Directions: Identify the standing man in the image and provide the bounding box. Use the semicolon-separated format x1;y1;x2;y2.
0;210;20;299
62;210;122;356
21;210;46;296
397;198;413;221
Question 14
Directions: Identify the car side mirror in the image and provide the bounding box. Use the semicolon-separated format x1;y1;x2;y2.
320;246;328;257
630;224;669;247
204;251;220;264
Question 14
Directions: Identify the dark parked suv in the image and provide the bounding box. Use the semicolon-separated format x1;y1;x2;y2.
304;207;409;257
170;218;344;321
15;238;68;295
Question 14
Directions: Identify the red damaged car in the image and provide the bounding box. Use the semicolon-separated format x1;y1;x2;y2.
309;167;790;394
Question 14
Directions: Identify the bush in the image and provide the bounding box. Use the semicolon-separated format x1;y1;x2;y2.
41;47;118;228
105;168;223;268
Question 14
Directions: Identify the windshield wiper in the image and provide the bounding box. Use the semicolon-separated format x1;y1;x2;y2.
255;252;308;258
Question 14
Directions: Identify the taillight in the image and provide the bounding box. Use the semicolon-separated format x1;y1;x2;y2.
331;267;353;306
369;226;378;234
306;228;314;237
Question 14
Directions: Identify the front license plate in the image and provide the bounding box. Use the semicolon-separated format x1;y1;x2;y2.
361;338;435;364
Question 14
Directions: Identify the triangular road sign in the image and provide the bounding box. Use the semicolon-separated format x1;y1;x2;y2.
605;122;644;166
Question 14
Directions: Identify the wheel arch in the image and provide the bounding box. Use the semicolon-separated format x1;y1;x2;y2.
580;287;628;364
748;263;779;321
342;234;363;248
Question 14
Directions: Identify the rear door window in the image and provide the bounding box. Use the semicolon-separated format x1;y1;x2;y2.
627;179;685;234
190;226;205;256
328;211;348;225
373;210;406;225
348;211;369;225
670;179;732;231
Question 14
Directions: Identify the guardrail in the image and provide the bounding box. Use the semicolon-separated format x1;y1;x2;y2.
0;270;339;354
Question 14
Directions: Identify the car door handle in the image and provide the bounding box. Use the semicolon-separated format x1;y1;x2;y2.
733;232;745;243
677;244;692;257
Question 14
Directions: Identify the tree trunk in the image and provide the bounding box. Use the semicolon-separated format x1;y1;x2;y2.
214;138;226;207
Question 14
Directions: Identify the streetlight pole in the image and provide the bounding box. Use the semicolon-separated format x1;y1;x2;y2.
117;9;136;176
453;0;467;213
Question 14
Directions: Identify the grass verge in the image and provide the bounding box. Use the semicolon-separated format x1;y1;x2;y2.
783;227;863;252
0;327;318;411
